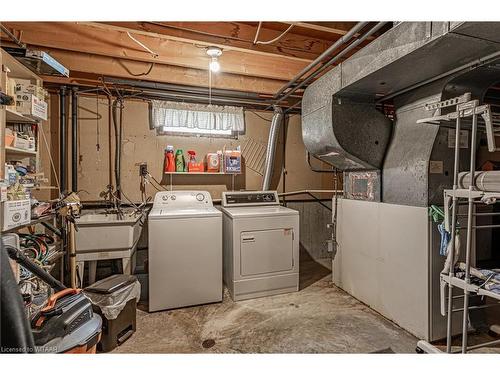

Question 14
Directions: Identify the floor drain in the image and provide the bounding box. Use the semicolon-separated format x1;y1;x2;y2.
202;339;216;349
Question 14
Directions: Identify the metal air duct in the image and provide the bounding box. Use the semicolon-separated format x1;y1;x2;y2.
262;106;284;190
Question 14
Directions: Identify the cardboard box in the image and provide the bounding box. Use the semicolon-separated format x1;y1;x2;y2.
206;153;220;172
13;135;35;151
2;199;31;230
224;150;241;173
188;162;205;172
15;79;46;100
15;93;48;121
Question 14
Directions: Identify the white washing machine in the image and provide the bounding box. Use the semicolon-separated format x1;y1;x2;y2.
148;191;222;312
221;191;299;301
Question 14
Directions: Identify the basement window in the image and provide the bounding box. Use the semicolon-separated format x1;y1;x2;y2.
150;100;245;138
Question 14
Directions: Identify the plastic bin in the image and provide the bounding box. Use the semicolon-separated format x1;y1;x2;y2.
84;274;140;352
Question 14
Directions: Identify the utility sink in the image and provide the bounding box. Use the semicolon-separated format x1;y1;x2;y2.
75;210;144;253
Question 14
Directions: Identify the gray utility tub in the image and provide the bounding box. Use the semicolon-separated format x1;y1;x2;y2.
74;210;145;285
75;210;143;253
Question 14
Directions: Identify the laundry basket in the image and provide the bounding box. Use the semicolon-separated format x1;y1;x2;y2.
84;274;140;352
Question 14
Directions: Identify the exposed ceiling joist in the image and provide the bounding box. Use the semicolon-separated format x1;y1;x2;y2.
100;21;333;61
37;48;287;95
1;22;311;81
288;22;352;35
286;22;376;41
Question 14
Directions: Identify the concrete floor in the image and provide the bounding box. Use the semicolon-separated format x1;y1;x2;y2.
114;256;421;353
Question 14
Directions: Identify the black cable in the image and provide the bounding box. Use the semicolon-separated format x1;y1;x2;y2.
118;60;155;77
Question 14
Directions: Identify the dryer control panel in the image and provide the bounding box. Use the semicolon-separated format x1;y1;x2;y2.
222;191;279;207
152;191;213;209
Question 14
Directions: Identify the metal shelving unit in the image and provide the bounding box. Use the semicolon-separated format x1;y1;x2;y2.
1;213;55;234
416;93;500;354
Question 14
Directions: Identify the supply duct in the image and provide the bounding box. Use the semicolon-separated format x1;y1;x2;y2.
302;22;500;206
305;22;500;342
262;106;284;190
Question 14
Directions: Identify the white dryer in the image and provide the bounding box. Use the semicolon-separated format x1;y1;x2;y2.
221;191;299;301
148;191;222;312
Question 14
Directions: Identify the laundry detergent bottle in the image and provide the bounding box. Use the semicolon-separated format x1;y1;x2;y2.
164;145;175;172
175;149;186;172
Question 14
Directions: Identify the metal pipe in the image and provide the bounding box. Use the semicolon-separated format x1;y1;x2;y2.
59;86;67;194
112;99;123;198
273;22;369;99
446;109;462;353
462;103;478;354
278;189;342;197
473;224;500;229
71;87;78;192
0;24;26;48
278;190;340;212
275;22;388;106
107;95;113;188
262;106;283;190
104;77;276;100
458;337;500;352
376;50;500;104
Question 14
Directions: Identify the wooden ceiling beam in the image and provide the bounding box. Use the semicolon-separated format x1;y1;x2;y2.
285;22;376;41
2;22;311;81
100;21;334;60
287;22;353;35
36;48;286;95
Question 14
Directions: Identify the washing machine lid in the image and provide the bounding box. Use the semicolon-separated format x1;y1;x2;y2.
220;205;298;219
149;206;221;219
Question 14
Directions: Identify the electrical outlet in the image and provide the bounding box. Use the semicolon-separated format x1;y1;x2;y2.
139;163;148;177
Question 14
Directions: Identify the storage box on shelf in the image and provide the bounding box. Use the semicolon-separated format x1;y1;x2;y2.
15;94;47;121
1;49;51;231
2;198;31;231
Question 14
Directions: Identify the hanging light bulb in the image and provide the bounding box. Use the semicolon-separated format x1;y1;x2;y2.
209;57;220;73
206;46;222;73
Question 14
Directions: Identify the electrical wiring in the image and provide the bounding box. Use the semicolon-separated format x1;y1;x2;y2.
253;22;262;44
148;181;164;192
126;31;158;58
118;59;155;77
255;24;294;45
146;172;167;191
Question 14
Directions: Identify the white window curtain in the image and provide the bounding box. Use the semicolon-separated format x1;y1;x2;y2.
150;100;245;136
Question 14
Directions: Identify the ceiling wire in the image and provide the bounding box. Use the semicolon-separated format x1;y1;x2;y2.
126;31;158;58
117;59;155;77
255;24;294;45
147;22;314;57
253;22;263;44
